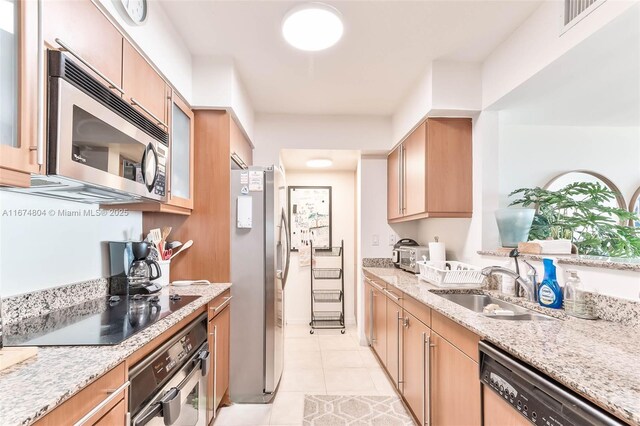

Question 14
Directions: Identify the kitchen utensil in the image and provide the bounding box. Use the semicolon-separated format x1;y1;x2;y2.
166;241;182;250
162;249;173;260
170;239;193;260
160;226;172;251
149;228;163;252
172;280;211;287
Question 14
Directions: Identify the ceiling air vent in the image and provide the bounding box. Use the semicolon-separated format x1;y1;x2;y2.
563;0;606;30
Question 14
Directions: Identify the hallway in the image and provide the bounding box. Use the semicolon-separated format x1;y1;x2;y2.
215;325;400;425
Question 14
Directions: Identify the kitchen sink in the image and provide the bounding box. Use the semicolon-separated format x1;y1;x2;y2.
433;293;556;321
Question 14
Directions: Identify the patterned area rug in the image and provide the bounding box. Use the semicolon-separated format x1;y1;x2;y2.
303;395;415;425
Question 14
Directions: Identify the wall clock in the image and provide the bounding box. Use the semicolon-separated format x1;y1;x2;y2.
118;0;148;26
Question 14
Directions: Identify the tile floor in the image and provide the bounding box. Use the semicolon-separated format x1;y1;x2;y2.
214;324;398;425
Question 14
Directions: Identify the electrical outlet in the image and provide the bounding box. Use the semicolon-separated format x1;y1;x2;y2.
372;234;379;246
389;234;396;246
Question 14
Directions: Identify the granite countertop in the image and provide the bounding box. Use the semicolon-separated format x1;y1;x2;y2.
363;267;640;426
478;249;640;272
0;283;231;426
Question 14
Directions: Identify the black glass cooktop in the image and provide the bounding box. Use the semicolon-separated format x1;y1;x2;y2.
4;294;200;346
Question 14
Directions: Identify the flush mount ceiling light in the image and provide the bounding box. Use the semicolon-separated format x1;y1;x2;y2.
306;158;333;168
282;3;344;51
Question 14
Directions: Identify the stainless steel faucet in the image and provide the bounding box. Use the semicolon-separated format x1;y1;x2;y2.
481;250;538;302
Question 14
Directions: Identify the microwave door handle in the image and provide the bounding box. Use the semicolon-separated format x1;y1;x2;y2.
142;144;159;192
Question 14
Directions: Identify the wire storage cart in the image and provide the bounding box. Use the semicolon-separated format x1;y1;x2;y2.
309;240;345;334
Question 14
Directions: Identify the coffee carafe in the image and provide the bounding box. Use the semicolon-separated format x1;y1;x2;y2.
108;241;162;295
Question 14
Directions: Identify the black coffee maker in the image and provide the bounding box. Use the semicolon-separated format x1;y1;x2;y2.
108;241;162;295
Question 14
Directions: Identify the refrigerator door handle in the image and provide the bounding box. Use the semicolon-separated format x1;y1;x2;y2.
281;208;291;288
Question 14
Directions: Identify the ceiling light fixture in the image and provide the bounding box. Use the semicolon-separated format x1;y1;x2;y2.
306;158;333;168
282;3;343;52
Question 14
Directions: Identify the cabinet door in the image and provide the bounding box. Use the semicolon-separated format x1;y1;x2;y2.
371;285;387;364
431;332;481;426
42;0;123;94
386;298;402;390
403;122;427;217
0;0;39;185
387;145;402;220
230;117;253;168
122;41;168;127
212;305;230;413
483;386;531;426
364;279;373;345
402;311;430;426
93;398;126;426
426;118;472;215
169;93;194;209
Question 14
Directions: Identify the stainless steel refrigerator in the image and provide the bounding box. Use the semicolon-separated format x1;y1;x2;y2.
229;166;291;403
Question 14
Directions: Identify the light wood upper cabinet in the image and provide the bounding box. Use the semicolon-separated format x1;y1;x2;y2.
403;122;427;217
168;92;194;209
0;0;39;186
122;41;168;127
387;145;402;220
42;0;123;94
230;117;253;168
387;118;472;223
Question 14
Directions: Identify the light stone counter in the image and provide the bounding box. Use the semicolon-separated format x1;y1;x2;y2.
364;267;640;426
0;283;231;426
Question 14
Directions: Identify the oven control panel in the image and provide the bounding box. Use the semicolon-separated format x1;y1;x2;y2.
152;333;194;383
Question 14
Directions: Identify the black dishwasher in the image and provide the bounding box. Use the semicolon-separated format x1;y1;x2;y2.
479;341;627;426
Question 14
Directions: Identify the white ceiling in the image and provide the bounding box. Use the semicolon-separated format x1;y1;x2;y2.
495;5;640;127
159;0;542;115
281;149;361;171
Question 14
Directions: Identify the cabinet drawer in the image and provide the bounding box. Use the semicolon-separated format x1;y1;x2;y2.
35;363;127;425
208;290;232;320
431;311;480;362
402;294;431;327
94;397;126;425
363;272;386;291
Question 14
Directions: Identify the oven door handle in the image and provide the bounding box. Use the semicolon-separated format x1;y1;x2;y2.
134;349;208;426
196;349;210;377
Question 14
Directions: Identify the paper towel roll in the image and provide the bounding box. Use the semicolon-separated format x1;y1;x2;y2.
429;242;446;269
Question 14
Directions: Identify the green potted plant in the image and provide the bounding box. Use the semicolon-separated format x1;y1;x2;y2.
509;182;640;257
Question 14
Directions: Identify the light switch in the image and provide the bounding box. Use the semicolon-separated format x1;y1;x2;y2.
389;234;396;246
372;234;379;246
237;196;252;228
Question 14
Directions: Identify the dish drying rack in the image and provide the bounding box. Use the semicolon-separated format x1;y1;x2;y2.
309;240;345;334
417;260;484;288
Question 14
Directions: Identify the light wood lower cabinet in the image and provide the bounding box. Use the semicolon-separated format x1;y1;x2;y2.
483;386;531;426
430;331;481;426
386;296;403;390
371;283;387;364
93;398;126;425
364;279;373;345
207;290;231;423
35;363;127;426
402;311;430;425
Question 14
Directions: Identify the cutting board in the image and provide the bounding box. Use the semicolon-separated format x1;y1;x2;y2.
0;347;38;372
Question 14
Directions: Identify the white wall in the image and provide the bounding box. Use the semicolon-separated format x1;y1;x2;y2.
482;0;638;109
191;56;255;142
283;171;357;325
95;0;193;101
498;123;640;206
360;157;418;258
254;114;392;167
0;192;141;297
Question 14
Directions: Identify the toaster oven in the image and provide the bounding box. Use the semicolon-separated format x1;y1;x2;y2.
399;246;429;274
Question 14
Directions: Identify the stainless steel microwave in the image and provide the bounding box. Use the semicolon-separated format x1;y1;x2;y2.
9;51;168;204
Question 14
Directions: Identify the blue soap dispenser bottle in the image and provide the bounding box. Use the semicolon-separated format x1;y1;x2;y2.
538;258;563;309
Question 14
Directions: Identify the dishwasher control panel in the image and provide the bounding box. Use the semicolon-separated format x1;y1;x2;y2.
479;341;625;426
